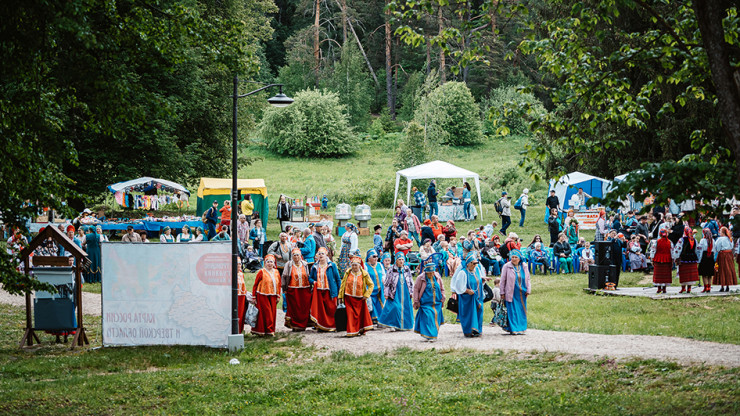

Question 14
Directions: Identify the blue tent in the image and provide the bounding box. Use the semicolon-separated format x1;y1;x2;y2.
548;171;611;210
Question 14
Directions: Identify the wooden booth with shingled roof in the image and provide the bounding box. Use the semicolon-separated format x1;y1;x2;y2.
18;225;91;349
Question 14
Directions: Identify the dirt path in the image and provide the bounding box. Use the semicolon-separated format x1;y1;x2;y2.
3;289;738;367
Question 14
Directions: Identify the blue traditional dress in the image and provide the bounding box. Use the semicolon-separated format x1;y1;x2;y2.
337;223;358;277
378;261;414;330
504;263;528;333
84;228;102;283
365;250;385;323
413;266;445;339
451;253;484;336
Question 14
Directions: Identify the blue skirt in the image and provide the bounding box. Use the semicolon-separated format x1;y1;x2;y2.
379;283;413;330
370;291;384;322
414;301;444;339
458;293;483;336
504;283;527;333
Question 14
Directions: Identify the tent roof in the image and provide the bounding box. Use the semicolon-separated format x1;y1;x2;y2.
108;177;190;195
551;171;609;186
396;160;480;180
197;178;267;198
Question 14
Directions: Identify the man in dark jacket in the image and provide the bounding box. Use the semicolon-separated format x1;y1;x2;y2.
545;190;560;224
427;180;438;220
204;201;219;240
547;208;561;247
607;230;624;288
669;216;684;244
310;222;326;250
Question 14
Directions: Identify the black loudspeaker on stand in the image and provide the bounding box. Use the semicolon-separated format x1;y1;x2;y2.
588;265;617;289
593;241;611;266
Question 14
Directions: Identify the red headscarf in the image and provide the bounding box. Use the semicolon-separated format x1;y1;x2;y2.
683;226;695;249
659;228;668;239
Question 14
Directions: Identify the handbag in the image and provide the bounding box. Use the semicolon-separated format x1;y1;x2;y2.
334;303;347;332
245;303;259;328
492;301;508;328
446;297;458;314
483;282;494;303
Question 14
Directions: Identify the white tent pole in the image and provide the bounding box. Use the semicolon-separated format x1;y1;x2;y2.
393;173;401;212
406;179;412;207
475;176;483;221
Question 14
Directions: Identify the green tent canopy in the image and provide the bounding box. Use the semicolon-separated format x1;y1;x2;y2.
196;178;269;225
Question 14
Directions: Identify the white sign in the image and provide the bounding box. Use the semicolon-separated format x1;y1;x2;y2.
102;242;231;348
572;210;603;230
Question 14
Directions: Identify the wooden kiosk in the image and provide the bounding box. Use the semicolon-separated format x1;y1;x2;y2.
18;225;91;349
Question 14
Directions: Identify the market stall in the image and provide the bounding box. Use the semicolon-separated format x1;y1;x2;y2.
393;161;484;221
108;177;190;210
195;178;269;225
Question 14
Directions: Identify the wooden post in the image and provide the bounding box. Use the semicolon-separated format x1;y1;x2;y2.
71;258;88;349
19;258;39;348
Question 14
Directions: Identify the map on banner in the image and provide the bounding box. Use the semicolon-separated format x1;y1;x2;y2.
101;242;231;348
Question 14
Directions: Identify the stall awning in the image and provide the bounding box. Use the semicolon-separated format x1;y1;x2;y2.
108;177;190;195
196;178;267;198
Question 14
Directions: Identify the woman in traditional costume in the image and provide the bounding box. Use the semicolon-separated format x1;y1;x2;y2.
176;225;193;242
499;249;531;335
159;226;175;243
713;227;737;292
364;249;386;324
673;226;700;293
378;253;414;331
309;247;342;331
413;262;445;341
282;248;312;331
250;254;281;336
338;256;374;337
650;228;674;293
82;226;102;283
697;228;715;292
337;223;359;277
451;252;485;337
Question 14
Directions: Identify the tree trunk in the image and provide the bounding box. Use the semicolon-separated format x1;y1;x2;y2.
341;0;347;44
438;7;445;83
333;0;379;86
490;0;498;39
693;0;740;186
385;0;395;119
314;0;321;86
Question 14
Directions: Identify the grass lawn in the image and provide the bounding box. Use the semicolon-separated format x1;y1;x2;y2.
1;304;738;415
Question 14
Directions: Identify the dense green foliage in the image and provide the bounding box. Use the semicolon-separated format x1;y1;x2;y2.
0;0;275;293
259;89;356;157
482;86;546;137
323;43;375;129
414;81;484;146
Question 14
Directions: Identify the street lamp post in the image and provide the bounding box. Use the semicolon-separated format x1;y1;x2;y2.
228;76;293;352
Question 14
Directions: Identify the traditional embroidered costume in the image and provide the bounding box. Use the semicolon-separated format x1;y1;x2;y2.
413;263;445;340
309;248;342;331
281;249;312;330
378;253;414;331
251;255;281;336
338;256;374;337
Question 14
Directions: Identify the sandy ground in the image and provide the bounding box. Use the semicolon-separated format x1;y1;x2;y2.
3;288;738;367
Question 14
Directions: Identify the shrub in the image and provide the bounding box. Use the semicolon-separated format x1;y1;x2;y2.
482;86;547;137
258;89;356;157
368;117;386;140
395;120;437;170
413;81;483;146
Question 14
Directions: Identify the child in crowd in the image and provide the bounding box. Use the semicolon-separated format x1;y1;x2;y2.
489;278;502;326
580;241;594;272
249;219;266;257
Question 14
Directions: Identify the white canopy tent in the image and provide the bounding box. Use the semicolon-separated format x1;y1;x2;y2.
394;160;484;220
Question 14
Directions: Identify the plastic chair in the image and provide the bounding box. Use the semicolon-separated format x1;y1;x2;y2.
573;247;584;273
529;251;550;275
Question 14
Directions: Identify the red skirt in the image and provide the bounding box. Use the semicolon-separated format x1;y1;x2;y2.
714;251;738;286
653;262;673;285
344;295;374;337
238;294;246;334
678;262;699;285
310;288;337;331
252;293;277;336
285;287;312;330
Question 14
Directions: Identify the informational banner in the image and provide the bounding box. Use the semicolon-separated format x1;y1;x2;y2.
573;210;603;230
102;242;231;348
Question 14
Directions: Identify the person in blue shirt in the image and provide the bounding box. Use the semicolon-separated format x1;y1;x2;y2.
321;195;329;210
373;224;384;256
249;219;266;256
462;182;473;221
204;200;219;240
300;228;316;266
413;186;427;219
